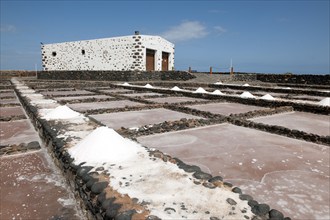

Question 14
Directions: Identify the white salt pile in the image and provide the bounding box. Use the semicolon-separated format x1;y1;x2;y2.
214;81;223;85
261;94;275;100
318;97;330;106
240;91;255;98
171;86;182;91
193;87;208;93
243;83;250;86
122;82;130;86
42;105;82;120
144;83;153;88
68;126;140;164
212;90;224;95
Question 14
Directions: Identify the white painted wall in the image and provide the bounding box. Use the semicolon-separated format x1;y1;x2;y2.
41;34;175;71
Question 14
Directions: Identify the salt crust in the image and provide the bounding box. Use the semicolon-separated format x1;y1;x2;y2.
144;84;154;88
240;91;255;98
261;94;275;100
42;105;83;120
318;97;330;106
171;86;182;91
212;90;224;95
68;127;141;164
193;87;208;93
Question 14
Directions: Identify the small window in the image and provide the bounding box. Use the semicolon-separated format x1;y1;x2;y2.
52;51;57;57
82;49;85;55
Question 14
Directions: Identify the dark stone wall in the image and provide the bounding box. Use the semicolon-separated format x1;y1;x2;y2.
37;70;195;81
255;74;330;85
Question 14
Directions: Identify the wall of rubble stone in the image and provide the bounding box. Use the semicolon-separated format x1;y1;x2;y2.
41;35;174;71
37;70;195;81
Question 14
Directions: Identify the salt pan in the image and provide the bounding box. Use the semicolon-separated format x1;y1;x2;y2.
68;126;141;164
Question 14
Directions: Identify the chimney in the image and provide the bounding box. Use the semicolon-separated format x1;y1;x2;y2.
135;31;140;35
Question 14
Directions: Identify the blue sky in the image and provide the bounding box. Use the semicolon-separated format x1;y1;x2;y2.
1;0;329;74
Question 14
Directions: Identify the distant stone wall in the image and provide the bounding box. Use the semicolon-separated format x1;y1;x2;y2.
0;70;36;79
255;74;330;85
37;70;195;81
194;72;330;85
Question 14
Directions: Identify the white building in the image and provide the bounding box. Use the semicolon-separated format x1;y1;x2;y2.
41;32;175;71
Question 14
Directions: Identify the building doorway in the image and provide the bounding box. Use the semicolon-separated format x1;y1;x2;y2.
146;49;155;71
162;52;169;71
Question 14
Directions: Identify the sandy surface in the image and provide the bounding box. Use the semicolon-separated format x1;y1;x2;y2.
137;124;330;219
91;108;202;129
252;111;330;136
186;102;267;116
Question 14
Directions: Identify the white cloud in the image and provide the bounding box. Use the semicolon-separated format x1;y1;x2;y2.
214;26;227;35
0;24;16;33
161;21;208;42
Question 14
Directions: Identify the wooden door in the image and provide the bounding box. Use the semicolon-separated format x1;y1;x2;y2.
146;49;155;71
162;52;169;71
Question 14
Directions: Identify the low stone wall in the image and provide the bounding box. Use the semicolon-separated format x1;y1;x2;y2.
255;74;330;85
0;70;37;79
37;70;195;81
195;72;330;85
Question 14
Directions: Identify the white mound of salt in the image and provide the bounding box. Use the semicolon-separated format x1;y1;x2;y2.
243;83;250;86
214;81;223;85
144;83;153;88
240;91;255;98
171;86;182;91
261;94;275;100
68;126;140;164
193;87;208;93
212;90;224;95
42;105;81;120
318;97;330;106
122;82;130;86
